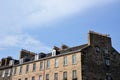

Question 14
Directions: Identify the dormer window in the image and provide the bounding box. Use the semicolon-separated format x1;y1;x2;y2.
19;58;24;64
9;60;15;66
34;55;39;60
52;49;56;56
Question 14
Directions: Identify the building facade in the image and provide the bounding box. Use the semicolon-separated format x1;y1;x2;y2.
0;31;120;80
0;56;19;80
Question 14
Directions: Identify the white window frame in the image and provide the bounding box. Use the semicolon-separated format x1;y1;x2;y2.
54;73;58;80
72;54;76;64
40;61;43;70
33;63;36;71
55;58;58;67
9;60;14;66
46;60;50;68
63;72;67;79
72;70;77;79
19;58;24;64
64;56;67;65
14;67;17;75
7;69;11;77
19;66;22;74
35;55;39;60
2;70;5;77
52;49;56;56
26;64;29;73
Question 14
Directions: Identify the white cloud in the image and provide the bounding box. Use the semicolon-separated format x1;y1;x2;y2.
0;0;116;30
26;0;115;26
0;34;51;53
0;0;117;53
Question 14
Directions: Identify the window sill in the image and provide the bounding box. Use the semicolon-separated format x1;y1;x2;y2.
13;74;16;76
32;70;36;72
72;63;77;65
40;69;44;71
63;64;68;67
19;73;22;75
46;68;50;70
55;66;59;68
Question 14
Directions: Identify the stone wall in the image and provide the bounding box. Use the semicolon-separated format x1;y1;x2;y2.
12;52;82;80
81;31;120;80
0;68;12;80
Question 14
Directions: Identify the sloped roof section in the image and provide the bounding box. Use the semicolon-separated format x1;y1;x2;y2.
60;44;88;54
45;44;88;57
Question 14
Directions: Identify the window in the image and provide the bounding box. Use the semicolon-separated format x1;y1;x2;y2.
33;63;36;71
19;66;22;74
106;76;112;80
39;75;43;80
55;58;58;67
104;48;108;54
46;74;49;80
35;55;39;60
63;72;67;80
32;76;35;80
52;49;56;56
40;61;43;70
26;64;29;73
54;73;58;80
64;56;67;66
46;60;50;68
14;67;17;75
2;70;5;77
19;58;24;64
105;59;110;66
72;54;76;64
9;60;14;66
72;70;77;80
7;69;11;76
25;78;28;80
95;46;100;53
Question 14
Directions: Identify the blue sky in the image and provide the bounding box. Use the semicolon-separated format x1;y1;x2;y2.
0;0;120;60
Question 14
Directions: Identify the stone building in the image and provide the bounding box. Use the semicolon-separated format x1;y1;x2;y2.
0;31;120;80
82;31;120;80
0;56;19;80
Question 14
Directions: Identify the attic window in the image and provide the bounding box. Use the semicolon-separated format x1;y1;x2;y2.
9;60;15;66
95;46;100;53
52;49;56;56
34;55;39;60
19;58;24;64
